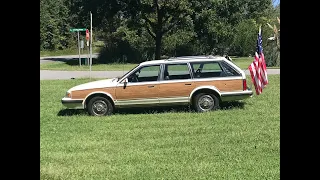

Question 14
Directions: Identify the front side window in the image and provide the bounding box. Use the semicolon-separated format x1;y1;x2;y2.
163;63;191;80
118;65;139;82
127;65;160;83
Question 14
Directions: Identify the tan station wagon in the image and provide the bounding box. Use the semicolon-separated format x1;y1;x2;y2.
61;55;253;116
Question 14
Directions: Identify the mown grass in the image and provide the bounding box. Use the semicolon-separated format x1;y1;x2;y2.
40;75;280;180
40;56;279;71
230;56;279;69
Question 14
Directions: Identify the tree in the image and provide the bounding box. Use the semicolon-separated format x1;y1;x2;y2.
266;17;280;66
267;17;280;51
40;0;71;50
263;2;280;66
231;19;258;56
190;0;272;56
127;0;193;59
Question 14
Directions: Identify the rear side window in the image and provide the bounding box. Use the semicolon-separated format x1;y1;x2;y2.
163;63;191;80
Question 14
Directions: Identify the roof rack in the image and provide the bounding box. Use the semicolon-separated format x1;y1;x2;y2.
167;55;219;61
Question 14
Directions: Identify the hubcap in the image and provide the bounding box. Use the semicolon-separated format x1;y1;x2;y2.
92;100;108;116
198;95;214;111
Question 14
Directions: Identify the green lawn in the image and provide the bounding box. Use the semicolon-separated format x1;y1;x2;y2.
40;75;280;180
40;56;279;71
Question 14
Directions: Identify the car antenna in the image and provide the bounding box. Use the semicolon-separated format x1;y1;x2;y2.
122;55;125;76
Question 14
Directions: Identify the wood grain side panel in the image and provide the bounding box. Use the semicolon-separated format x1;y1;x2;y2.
195;79;243;92
72;88;115;99
159;82;195;98
115;84;159;100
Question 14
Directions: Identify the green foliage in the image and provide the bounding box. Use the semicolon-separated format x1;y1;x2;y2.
264;4;280;67
40;0;279;67
97;22;155;64
129;0;195;59
264;43;279;67
40;0;72;50
231;19;258;56
162;30;196;57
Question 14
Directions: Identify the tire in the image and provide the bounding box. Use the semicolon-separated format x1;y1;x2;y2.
193;93;219;112
87;96;114;116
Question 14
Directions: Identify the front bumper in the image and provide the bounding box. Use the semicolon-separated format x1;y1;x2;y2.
61;97;84;109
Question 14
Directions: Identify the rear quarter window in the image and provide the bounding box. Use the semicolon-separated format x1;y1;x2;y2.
220;61;241;77
191;61;223;78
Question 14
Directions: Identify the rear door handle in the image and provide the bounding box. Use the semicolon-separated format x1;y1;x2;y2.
148;85;155;88
185;83;192;86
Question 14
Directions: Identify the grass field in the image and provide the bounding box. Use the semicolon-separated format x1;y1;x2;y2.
40;56;279;71
40;75;280;179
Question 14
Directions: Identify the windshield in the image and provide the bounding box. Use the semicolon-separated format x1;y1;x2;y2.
117;64;139;82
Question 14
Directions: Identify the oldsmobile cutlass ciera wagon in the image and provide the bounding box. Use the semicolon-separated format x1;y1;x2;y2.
61;55;253;116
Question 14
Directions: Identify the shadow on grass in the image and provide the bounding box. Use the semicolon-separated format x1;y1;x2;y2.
57;101;245;116
57;109;88;116
220;101;245;110
41;58;102;66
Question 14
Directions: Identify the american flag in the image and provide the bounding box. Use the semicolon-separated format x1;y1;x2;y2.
249;26;268;95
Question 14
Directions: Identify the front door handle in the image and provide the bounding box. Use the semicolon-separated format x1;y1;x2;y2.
148;85;155;88
185;83;192;86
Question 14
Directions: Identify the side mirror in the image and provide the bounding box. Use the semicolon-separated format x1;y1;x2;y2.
122;78;128;89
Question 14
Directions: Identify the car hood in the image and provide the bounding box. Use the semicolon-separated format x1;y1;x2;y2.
69;78;118;91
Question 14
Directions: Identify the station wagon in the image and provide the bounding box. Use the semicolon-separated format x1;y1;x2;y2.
61;55;253;116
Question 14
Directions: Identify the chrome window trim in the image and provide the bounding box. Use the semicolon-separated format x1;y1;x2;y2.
115;97;189;107
115;98;159;106
158;97;189;104
116;76;243;87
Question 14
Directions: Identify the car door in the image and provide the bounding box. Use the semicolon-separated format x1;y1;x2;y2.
158;63;195;104
115;64;161;107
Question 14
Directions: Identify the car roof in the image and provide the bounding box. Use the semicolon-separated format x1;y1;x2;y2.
139;55;227;66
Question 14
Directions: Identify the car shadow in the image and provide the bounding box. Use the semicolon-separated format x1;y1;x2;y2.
57;101;245;116
57;109;88;116
220;101;245;110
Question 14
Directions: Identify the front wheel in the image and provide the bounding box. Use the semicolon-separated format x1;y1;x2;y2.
193;93;219;112
87;96;114;116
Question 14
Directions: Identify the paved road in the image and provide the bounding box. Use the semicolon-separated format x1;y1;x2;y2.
40;70;127;80
40;54;279;80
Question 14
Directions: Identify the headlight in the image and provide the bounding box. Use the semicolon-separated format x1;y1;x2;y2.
66;92;71;98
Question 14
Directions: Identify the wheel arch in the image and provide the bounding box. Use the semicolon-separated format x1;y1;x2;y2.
189;86;221;105
83;91;115;109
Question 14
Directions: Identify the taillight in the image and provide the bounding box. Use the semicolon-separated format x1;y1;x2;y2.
243;79;247;91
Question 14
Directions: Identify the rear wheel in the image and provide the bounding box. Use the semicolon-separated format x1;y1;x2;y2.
193;93;219;112
87;96;113;116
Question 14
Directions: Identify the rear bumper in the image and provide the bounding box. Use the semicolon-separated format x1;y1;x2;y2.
61;97;84;109
220;90;253;101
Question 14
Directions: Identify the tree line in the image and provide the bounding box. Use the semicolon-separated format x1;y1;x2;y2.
40;0;280;66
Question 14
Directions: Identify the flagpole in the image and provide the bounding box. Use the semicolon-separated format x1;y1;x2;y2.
90;12;92;80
